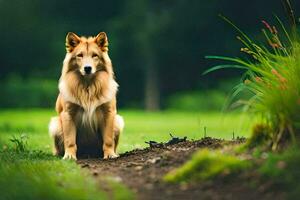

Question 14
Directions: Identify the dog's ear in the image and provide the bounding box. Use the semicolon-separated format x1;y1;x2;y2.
95;32;109;51
66;32;81;52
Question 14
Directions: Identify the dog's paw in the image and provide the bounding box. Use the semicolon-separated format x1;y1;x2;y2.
63;152;77;160
103;152;119;159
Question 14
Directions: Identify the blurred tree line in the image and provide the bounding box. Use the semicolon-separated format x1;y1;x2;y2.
0;0;299;109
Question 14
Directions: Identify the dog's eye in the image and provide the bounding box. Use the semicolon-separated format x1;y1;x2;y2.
76;53;83;58
92;54;99;58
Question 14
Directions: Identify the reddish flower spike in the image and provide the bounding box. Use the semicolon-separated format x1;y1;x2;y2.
262;20;274;34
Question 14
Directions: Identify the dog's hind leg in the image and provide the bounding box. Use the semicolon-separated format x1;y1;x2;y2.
114;115;125;153
49;117;64;156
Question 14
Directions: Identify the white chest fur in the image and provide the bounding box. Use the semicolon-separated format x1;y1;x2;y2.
77;108;102;133
58;77;118;132
58;78;118;110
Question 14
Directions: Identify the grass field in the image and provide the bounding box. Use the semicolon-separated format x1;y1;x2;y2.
0;109;256;153
0;109;257;200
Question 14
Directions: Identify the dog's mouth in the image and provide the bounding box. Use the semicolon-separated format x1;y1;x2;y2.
82;72;95;77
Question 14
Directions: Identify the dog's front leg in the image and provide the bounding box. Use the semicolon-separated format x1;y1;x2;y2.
61;111;77;160
102;110;118;159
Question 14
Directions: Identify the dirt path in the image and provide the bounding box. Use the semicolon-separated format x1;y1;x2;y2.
77;138;281;200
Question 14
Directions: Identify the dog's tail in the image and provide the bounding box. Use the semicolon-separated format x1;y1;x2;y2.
49;116;62;137
115;114;125;133
114;114;124;153
49;116;64;156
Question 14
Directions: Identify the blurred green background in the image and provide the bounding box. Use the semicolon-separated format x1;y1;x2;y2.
0;2;298;199
0;0;299;110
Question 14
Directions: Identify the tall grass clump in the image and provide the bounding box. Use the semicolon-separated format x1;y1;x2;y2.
205;17;300;150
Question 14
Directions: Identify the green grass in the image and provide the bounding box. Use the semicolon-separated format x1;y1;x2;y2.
0;109;255;200
0;148;134;200
0;135;134;200
0;150;104;200
121;110;256;151
0;109;255;153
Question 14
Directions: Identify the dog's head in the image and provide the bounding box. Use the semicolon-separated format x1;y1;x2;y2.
64;32;111;76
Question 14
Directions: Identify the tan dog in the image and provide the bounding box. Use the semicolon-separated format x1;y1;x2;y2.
49;32;124;160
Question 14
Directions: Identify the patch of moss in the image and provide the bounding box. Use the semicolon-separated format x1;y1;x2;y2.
164;149;251;183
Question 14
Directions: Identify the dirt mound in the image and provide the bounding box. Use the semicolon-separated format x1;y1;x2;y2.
78;137;280;200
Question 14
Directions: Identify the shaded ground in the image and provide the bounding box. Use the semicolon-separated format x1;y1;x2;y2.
78;137;284;200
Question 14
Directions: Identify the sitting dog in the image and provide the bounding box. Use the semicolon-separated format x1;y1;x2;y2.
49;32;124;160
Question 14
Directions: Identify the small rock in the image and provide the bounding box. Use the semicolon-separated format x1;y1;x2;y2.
175;147;190;151
147;157;161;164
135;166;143;170
92;170;99;176
110;176;123;183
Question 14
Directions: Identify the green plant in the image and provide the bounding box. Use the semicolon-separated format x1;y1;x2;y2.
10;134;28;152
259;145;300;198
246;123;272;149
205;16;300;150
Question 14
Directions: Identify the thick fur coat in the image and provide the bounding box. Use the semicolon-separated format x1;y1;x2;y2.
49;32;124;160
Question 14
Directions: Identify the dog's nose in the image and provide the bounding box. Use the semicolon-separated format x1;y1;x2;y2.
84;66;92;74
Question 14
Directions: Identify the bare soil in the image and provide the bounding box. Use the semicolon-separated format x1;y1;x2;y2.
77;137;284;200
